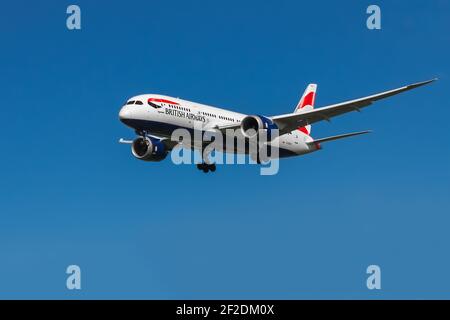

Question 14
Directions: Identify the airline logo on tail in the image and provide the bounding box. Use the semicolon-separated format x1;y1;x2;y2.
295;83;317;135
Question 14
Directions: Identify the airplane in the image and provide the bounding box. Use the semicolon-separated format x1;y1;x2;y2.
119;79;436;173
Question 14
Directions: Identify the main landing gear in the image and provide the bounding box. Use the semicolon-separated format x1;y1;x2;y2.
196;143;217;173
196;163;216;173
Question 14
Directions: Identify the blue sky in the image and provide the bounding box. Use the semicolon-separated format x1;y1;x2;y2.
0;0;449;299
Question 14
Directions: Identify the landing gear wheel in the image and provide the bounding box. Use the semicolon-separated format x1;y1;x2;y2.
196;163;216;173
196;163;208;173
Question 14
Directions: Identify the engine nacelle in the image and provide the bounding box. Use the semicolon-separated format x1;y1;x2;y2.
131;136;167;162
240;115;279;140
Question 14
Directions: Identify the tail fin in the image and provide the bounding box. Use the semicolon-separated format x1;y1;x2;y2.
294;84;317;135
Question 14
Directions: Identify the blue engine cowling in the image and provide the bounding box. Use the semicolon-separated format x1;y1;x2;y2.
131;136;168;162
240;115;279;140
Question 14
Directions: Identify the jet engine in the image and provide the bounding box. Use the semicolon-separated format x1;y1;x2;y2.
240;115;279;140
131;136;168;162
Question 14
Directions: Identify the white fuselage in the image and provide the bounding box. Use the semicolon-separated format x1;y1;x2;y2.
119;94;319;158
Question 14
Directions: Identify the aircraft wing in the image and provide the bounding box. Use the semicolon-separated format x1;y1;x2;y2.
271;79;436;135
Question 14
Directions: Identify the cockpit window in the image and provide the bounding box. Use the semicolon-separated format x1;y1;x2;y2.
135;100;143;105
126;100;135;105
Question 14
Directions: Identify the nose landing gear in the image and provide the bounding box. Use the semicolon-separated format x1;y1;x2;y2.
196;163;217;173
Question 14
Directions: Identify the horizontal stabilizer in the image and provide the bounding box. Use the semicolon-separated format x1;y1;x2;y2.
311;130;371;144
119;138;133;144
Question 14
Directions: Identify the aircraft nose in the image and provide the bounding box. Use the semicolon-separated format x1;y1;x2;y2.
119;106;131;122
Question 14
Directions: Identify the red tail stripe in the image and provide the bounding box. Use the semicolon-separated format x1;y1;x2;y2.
297;127;310;135
299;91;315;108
